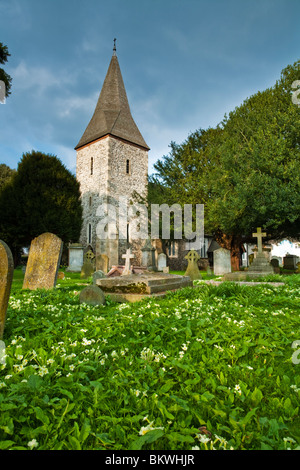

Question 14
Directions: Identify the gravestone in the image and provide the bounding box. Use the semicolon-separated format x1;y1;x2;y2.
157;253;167;272
270;258;280;274
122;249;134;276
79;285;106;306
23;233;63;290
0;240;14;339
270;258;279;267
141;238;156;270
213;248;231;276
184;250;201;281
271;256;282;267
67;243;84;272
92;270;106;284
80;250;95;279
96;253;109;273
283;254;298;270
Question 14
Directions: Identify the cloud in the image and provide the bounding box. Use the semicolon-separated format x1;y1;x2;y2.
55;92;98;119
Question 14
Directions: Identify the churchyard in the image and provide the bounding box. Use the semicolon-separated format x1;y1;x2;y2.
0;244;299;450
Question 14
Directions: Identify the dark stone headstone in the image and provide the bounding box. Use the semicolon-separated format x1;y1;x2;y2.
79;285;106;306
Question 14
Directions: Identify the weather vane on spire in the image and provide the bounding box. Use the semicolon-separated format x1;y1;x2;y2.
113;38;117;55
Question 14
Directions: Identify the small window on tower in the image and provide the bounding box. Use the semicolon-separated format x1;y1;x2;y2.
88;223;92;244
126;159;130;174
89;196;92;208
90;157;93;175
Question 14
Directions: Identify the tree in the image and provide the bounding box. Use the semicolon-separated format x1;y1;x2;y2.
151;60;300;269
206;60;300;265
0;151;82;263
0;163;16;190
0;43;12;98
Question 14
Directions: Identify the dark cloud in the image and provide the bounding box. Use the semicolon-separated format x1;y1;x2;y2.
1;0;299;174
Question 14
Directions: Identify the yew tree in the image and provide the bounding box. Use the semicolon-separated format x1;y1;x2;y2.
0;151;82;262
151;60;300;269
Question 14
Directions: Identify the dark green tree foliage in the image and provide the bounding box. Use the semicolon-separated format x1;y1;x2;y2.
0;163;16;189
206;60;300;241
151;60;300;261
0;151;82;256
0;42;12;97
150;127;222;240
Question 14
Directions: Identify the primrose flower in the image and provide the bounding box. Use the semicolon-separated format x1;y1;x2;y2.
28;439;38;449
139;421;164;436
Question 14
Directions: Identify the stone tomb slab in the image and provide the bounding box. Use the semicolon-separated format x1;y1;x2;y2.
96;272;193;302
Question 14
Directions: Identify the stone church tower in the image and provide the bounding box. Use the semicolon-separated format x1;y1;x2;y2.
75;44;149;268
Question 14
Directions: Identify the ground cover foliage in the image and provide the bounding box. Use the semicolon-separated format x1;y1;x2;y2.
0;272;299;450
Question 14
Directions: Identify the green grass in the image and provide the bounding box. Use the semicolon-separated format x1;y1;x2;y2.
0;270;299;450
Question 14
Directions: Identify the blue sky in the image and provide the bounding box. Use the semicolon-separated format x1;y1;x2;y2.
1;0;299;175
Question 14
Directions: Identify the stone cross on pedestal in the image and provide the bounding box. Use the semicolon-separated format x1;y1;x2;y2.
252;227;266;253
122;249;134;276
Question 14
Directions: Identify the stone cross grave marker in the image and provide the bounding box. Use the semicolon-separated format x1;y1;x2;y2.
122;248;134;276
23;233;63;290
80;250;95;279
0;240;14;339
252;227;266;253
184;250;201;281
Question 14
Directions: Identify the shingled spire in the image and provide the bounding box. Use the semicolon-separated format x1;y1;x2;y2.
75;47;149;151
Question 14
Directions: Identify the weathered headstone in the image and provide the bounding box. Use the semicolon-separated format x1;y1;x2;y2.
23;233;63;290
157;253;167;272
80;250;95;279
93;270;106;284
122;249;134;276
96;253;109;273
184;250;201;281
270;258;279;268
0;240;14;339
283;254;298;270
270;258;280;274
213;248;231;276
79;285;106;306
141;238;156;270
67;243;84;272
